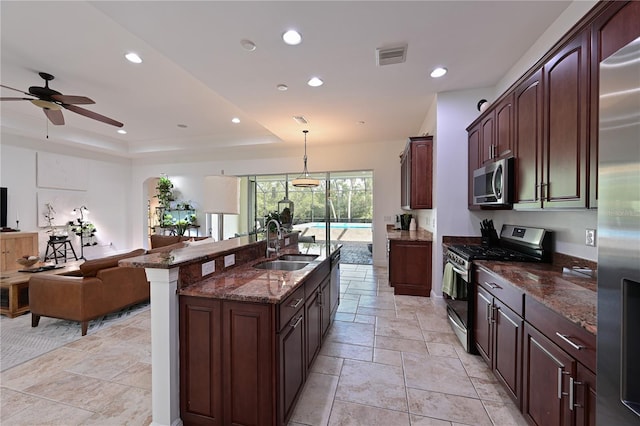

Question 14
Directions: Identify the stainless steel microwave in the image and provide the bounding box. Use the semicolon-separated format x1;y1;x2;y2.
472;157;513;206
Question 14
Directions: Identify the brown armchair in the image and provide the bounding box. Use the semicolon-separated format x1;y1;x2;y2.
29;249;148;335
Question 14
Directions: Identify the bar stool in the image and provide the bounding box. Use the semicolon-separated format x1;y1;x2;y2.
44;239;78;264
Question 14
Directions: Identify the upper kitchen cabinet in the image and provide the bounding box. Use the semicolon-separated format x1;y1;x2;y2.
589;0;640;209
513;30;590;210
513;71;543;209
468;125;481;210
481;94;514;165
401;136;433;210
541;29;590;209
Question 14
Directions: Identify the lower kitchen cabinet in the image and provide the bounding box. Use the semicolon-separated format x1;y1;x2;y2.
523;323;576;426
474;283;523;407
474;265;597;426
179;256;336;426
389;240;432;296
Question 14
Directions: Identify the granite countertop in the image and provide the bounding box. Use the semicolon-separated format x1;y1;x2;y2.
474;259;597;336
180;242;341;304
387;228;433;242
122;235;341;305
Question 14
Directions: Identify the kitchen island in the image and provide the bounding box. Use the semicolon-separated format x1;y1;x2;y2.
121;233;341;426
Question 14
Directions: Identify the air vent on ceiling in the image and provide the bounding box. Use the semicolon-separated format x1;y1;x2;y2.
293;116;308;124
376;45;407;66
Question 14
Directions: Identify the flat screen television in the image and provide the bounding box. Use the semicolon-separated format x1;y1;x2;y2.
0;187;7;228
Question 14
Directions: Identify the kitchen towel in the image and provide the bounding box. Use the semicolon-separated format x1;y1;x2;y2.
442;262;456;298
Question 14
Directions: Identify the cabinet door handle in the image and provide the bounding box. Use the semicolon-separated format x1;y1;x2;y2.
486;303;491;322
557;368;563;400
491;305;498;324
290;315;303;329
289;298;303;309
570;377;583;410
485;282;501;290
556;332;585;350
317;290;323;306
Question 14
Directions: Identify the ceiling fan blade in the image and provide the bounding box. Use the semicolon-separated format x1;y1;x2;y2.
43;108;65;125
51;94;95;105
63;104;123;127
0;84;31;96
0;97;33;101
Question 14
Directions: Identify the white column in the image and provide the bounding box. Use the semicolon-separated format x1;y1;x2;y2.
146;267;182;426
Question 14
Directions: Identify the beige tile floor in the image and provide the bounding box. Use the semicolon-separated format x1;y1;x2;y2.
0;264;527;425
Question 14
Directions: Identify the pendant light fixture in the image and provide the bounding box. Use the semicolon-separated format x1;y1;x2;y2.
292;130;320;187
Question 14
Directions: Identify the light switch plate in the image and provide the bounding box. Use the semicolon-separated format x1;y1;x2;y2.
202;260;215;276
285;237;290;246
224;254;235;267
585;229;596;247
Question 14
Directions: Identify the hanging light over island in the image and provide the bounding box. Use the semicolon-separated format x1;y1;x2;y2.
292;130;320;188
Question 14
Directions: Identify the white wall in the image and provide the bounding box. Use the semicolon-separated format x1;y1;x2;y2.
130;139;406;266
1;133;133;258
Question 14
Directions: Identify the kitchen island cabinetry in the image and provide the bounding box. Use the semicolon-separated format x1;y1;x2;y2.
401;136;432;210
179;254;335;426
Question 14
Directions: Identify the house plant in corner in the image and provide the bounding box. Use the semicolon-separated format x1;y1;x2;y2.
43;203;66;241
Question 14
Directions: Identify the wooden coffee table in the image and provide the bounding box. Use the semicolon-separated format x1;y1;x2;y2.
0;260;83;318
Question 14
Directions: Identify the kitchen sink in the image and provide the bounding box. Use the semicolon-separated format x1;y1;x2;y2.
253;260;309;271
278;254;319;262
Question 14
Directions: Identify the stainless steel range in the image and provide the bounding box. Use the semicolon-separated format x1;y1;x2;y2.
444;224;552;353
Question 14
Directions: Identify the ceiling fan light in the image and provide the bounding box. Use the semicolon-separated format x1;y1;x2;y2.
31;99;61;110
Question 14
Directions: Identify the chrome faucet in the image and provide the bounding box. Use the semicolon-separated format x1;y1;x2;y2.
265;219;282;258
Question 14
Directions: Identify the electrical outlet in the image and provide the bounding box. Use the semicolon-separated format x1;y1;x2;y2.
201;260;215;276
224;254;235;267
585;229;596;247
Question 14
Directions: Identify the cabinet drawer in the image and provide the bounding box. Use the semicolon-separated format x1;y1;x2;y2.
475;265;524;316
278;285;305;332
525;296;596;372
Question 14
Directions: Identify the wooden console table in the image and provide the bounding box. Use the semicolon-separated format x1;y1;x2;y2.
0;260;83;318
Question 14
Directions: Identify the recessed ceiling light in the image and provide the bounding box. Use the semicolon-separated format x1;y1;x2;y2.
125;52;142;64
240;39;256;51
430;67;447;78
177;124;188;128
307;77;323;87
277;84;288;91
117;129;127;134
282;30;302;45
231;117;240;124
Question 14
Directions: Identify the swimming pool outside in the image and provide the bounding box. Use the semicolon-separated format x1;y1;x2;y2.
293;222;372;243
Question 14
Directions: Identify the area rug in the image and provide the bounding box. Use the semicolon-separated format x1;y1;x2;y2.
0;302;149;372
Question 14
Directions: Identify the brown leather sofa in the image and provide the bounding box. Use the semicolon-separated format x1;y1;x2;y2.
149;234;207;249
29;249;148;335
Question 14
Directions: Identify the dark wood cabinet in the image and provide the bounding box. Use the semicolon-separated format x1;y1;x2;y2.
222;301;274;426
305;284;322;371
542;29;590;209
513;69;544;209
279;309;305;425
180;297;223;425
389;240;432;296
467;124;482;209
401;136;433;210
480;94;514;165
474;275;523;407
523;322;576;426
575;364;596;426
180;255;337;426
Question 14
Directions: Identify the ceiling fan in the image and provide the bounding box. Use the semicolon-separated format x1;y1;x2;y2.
0;72;123;127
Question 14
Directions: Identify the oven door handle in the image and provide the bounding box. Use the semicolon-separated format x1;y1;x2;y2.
447;261;468;277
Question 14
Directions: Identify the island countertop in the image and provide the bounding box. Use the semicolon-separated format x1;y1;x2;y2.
121;235;341;305
386;228;433;242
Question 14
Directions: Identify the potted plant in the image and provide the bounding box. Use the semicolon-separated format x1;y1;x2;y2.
43;203;65;241
264;211;281;233
155;175;174;209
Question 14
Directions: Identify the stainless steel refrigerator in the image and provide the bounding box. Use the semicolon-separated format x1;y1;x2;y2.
597;35;640;424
